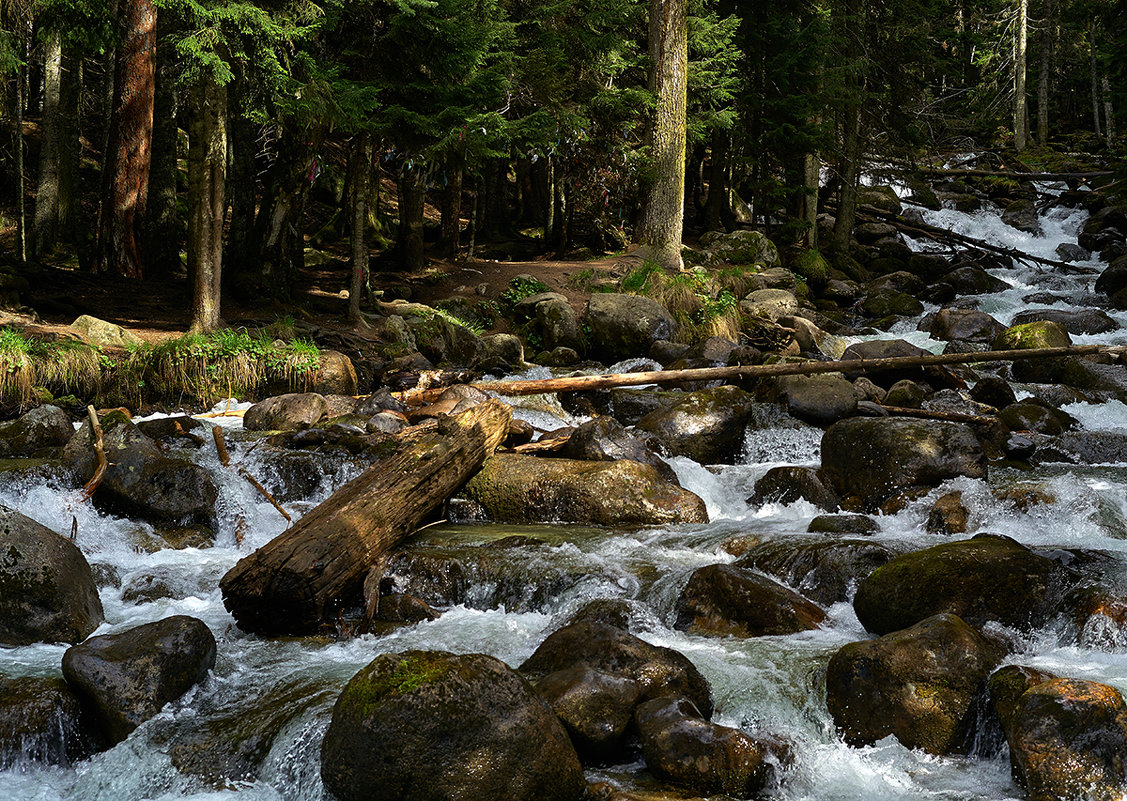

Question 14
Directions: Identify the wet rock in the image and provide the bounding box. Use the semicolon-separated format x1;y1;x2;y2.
884;379;926;408
321;650;584;801
459;454;707;526
120;564;224;604
63;416;218;527
0;405;73;457
243;392;329;431
867;270;926;297
919;308;1006;343
355;387;407;416
585;294;676;363
563;598;661;633
0;675;93;767
1094;254;1127;298
988;665;1058;737
758;374;857;426
374;593;439;624
636;385;754;464
820;418;987;509
862;288;924;318
674;563;826;637
135;415;204;444
558;417;677;484
535;665;641;762
853;534;1067;635
1007;678;1127;801
748;466;839;511
942;266;1010;295
969;375;1016;409
366;411;406;435
993;320;1072;351
926;491;968;535
807;514;880;535
700;229;779;266
636;696;770;799
826;613;1003;754
740;288;798;322
1002;198;1042;234
0;504;104;645
999;400;1078;435
62;615;217;746
737;538;898;606
521;621;713;718
1011;308;1119;335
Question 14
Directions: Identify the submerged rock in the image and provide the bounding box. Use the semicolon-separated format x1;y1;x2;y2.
459;454;707;526
62;615;217;746
737;537;898;606
826;613;1003;754
0;504;104;645
674;563;826;637
0;675;93;767
321;650;585;801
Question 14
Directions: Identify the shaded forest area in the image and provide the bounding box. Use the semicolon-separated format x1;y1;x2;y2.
1;0;1125;334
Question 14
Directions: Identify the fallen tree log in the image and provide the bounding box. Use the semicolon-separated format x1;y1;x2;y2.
219;399;512;635
914;168;1114;182
876;404;997;425
474;344;1112;397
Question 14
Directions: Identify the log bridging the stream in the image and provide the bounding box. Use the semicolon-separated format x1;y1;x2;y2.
219;398;513;635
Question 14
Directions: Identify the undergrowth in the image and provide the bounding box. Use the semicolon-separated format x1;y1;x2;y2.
619;263;743;342
0;328;105;406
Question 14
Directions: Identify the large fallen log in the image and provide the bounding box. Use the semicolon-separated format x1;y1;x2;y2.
219;399;512;635
473;344;1112;396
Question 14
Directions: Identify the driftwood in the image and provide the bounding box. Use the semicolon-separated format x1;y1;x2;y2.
219;399;512;635
473;344;1110;397
78;406;107;502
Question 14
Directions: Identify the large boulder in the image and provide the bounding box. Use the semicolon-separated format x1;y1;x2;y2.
636;696;771;799
942;266;1010;295
243;392;329;431
759;373;857;426
309;349;359;395
1094;254;1127;298
321;650;585;801
840;338;945;389
1011;308;1119;335
737;537;899;606
0;404;74;457
852;534;1066;635
63;415;218;528
825;613;1003;754
408;314;488;367
0;675;93;767
458;454;707;526
635;385;755;464
71;314;144;349
521;620;713;718
993;320;1072;351
585;294;676;362
558;416;678;483
699;229;779;266
534;665;641;762
62;615;216;746
0;504;103;645
674;563;826;637
919;308;1006;343
1006;678;1127;801
740;288;798;322
820;418;987;509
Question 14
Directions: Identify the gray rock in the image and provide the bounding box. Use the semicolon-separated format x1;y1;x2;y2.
738;537;897;605
535;666;641;762
1002;198;1042;234
0;405;73;457
585;294;676;362
1011;308;1119;335
558;416;678;483
699;229;779;266
71;315;143;349
740;288;798;322
748;466;839;511
762;373;858;425
636;385;755;464
0;675;93;767
244;392;329;431
920;308;1006;343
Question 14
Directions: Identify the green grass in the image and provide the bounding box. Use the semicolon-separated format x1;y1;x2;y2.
0;328;104;406
500;276;550;307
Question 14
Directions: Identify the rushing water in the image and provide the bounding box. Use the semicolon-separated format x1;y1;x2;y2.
4;186;1127;800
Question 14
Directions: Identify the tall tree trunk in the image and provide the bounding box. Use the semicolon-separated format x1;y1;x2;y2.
143;28;180;279
1102;74;1115;144
637;0;687;272
704;129;729;232
14;31;27;262
1036;0;1053;144
348;133;372;323
97;0;157;278
439;157;463;256
252;125;320;297
396;162;426;272
57;47;79;243
1014;0;1028;150
225;88;258;271
1090;19;1101;137
832;102;861;254
187;73;227;332
544;157;556;246
33;30;63;257
800;150;820;249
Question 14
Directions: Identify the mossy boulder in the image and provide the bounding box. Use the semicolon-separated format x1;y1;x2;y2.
71;314;144;349
1002;198;1042;234
852;534;1067;635
856;185;903;214
459;454;707;526
740;288;799;322
408;313;488;368
737;537;898;606
993;320;1072;351
585;294;677;362
0;504;104;645
635;385;755;464
1011;308;1119;335
759;373;858;426
0;405;74;457
699;229;779;266
791;249;829;290
825;613;1003;754
321;651;584;801
0;675;94;768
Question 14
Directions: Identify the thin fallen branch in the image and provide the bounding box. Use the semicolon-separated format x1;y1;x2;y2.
212;425;290;523
212;425;231;467
474;344;1112;396
78;405;107;502
877;404;997;425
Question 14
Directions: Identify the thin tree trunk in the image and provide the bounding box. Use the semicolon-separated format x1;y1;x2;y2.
1090;19;1101;138
14;34;27;262
34;30;63;257
439;158;462;255
57;49;79;242
347;132;371;323
225;89;257;271
704;129;729;232
143;28;180;279
1014;0;1028;150
544;157;556;246
96;0;157;278
637;0;687;272
801;149;820;249
396;162;426;271
1102;74;1115;143
187;72;227;332
1036;0;1053;145
467;175;478;260
253;125;321;297
832;101;861;254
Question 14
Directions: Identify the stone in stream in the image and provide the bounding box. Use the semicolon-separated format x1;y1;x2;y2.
1002;198;1042;234
1095;254;1127;299
634;385;756;465
674;563;826;637
748;466;840;511
852;534;1069;636
243;392;329;431
0;404;74;457
736;537;899;606
321;651;585;801
0;675;95;767
918;308;1006;343
0;504;104;645
820;417;987;510
557;416;679;484
756;373;857;426
969;375;1017;410
1005;678;1127;801
458;454;707;526
534;665;641;763
826;613;1003;755
925;491;968;535
839;338;955;389
1011;308;1119;335
635;696;773;799
941;266;1011;295
740;288;799;322
521;620;713;719
584;294;676;363
807;513;880;535
998;400;1078;435
993;320;1072;351
62;615;217;746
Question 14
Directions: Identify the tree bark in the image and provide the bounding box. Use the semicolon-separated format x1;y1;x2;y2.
96;0;157;278
831;0;863;255
143;27;180;279
225;86;258;271
439;160;463;255
1101;74;1115;143
397;161;426;271
57;47;80;243
253;125;321;297
219;400;513;635
33;30;63;257
347;132;371;323
637;0;687;272
14;31;27;262
800;149;820;249
1013;0;1028;150
187;72;227;332
1036;0;1053;145
1090;19;1101;138
704;129;729;232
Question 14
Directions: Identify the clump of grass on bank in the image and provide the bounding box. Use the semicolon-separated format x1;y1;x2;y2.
0;328;105;406
619;263;742;343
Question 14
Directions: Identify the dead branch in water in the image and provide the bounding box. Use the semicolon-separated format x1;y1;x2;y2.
78;405;107;502
212;425;290;523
